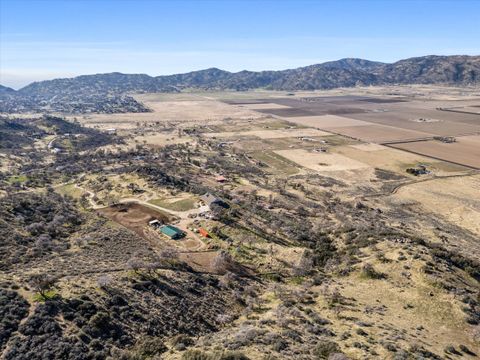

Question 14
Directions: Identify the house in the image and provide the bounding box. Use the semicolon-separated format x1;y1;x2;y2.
159;225;185;239
198;228;210;238
200;193;224;208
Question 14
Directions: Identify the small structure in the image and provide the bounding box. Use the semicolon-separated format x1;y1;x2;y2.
434;136;456;143
299;137;316;142
149;219;162;228
216;175;227;183
105;128;117;135
198;228;210;238
200;193;225;208
406;165;429;176
159;225;185;240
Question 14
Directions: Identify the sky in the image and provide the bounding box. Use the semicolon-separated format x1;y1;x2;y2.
1;0;479;89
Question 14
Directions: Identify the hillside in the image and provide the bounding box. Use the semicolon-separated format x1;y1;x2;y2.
17;55;480;92
1;55;479;114
0;85;16;94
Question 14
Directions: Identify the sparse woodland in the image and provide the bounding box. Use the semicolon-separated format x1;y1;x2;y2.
0;112;479;360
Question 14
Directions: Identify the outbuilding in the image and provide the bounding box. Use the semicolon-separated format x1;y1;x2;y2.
159;225;185;240
149;219;162;228
200;193;224;207
198;228;210;238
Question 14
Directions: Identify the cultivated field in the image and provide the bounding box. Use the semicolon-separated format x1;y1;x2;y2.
232;88;480;169
202;127;331;139
274;149;369;172
389;135;480;169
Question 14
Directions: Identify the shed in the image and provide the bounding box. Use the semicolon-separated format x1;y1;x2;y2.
198;228;210;238
149;219;162;228
159;225;185;239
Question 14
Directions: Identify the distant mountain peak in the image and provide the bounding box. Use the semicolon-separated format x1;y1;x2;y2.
2;55;479;114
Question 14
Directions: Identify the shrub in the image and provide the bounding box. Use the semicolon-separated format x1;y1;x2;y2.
181;350;250;360
133;336;167;357
360;264;386;280
313;340;341;359
171;334;194;350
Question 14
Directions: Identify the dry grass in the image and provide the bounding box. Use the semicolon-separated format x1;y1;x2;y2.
149;197;197;212
393;174;480;236
274;148;369;172
202;127;331;139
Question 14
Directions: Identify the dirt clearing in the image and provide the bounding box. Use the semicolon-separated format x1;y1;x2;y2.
274;148;369;172
98;202;173;239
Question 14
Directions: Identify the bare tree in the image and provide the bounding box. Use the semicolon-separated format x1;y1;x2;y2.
127;256;146;275
29;273;57;299
97;275;113;291
159;247;179;264
212;250;234;274
215;313;233;327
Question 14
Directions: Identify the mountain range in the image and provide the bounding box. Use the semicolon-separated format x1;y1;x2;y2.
1;55;479;113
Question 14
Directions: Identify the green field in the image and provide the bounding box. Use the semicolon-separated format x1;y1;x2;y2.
56;184;85;199
250;150;300;175
149;197;197;211
7;175;28;184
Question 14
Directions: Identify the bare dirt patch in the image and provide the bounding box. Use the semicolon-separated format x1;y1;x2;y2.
97;202;172;238
178;251;218;273
274;148;369;172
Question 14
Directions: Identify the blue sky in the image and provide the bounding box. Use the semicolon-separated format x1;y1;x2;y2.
1;0;479;89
